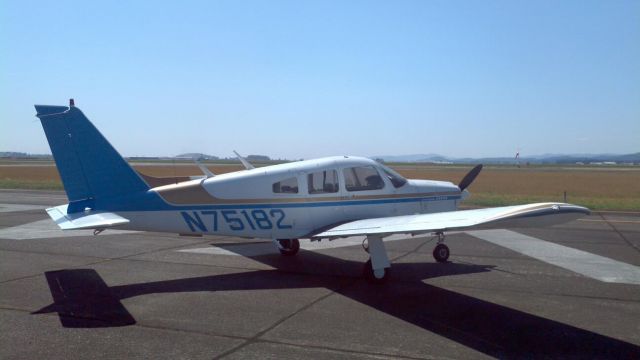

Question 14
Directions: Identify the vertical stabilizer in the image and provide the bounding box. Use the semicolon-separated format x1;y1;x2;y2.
35;103;149;208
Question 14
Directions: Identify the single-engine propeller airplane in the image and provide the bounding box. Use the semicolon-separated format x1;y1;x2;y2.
36;100;590;282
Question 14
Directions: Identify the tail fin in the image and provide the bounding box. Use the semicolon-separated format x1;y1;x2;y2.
35;103;149;208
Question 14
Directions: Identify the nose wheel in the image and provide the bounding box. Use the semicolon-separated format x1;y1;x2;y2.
433;243;450;262
432;232;450;263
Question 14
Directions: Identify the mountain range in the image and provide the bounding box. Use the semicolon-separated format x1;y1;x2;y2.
3;151;638;164
372;153;640;164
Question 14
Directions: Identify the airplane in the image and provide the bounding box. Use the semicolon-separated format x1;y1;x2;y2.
35;99;590;283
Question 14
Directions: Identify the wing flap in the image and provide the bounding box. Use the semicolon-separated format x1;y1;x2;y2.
46;205;130;230
312;202;589;239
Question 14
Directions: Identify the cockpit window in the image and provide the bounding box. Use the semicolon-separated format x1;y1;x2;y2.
308;169;339;194
343;166;385;191
272;177;298;193
380;164;408;188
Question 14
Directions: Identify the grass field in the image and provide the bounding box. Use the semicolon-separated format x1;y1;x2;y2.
1;162;639;211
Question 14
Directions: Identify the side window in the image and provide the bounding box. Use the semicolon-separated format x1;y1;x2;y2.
343;166;385;192
380;165;408;188
272;177;298;193
308;169;339;194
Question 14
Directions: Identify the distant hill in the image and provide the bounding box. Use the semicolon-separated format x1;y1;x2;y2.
371;154;447;163
0;152;52;159
175;153;219;160
374;152;640;165
246;155;271;161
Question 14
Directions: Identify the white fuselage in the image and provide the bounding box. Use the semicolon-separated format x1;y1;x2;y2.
119;156;462;239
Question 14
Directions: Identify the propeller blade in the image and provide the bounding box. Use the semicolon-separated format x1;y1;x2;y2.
458;164;483;191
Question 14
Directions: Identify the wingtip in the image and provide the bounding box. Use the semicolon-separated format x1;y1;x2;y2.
559;202;591;214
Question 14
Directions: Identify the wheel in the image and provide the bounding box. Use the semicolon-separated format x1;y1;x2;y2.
363;259;389;283
277;239;300;256
433;243;450;263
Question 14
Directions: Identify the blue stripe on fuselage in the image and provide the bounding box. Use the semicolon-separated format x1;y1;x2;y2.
92;191;461;212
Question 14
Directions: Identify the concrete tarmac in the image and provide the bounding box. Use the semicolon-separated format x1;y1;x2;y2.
1;189;639;359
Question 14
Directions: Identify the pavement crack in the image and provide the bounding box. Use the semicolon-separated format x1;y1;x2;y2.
213;279;357;359
598;213;640;254
247;339;430;360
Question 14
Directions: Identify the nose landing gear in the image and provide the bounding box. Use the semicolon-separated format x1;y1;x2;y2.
432;231;450;263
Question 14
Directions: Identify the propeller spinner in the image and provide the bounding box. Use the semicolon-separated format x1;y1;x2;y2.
458;164;483;191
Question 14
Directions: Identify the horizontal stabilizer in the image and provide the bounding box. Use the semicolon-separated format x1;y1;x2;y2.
312;203;590;239
46;205;129;230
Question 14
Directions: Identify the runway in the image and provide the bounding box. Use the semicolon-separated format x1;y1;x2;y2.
1;189;639;359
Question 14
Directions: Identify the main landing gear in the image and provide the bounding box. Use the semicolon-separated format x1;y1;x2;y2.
276;233;449;282
362;235;391;284
276;239;300;256
362;231;451;284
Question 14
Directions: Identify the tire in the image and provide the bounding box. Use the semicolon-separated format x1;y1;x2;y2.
277;239;300;256
433;243;450;263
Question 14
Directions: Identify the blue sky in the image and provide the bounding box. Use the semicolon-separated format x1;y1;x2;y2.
1;0;638;159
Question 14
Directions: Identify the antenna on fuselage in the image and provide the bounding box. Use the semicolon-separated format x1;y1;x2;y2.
172;156;216;179
233;150;255;170
194;158;215;178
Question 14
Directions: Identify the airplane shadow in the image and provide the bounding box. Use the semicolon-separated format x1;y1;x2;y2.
33;246;640;358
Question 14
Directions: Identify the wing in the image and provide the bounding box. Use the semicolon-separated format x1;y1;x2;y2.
46;205;130;230
312;202;589;239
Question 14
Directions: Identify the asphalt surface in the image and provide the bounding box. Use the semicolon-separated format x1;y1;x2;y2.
1;189;639;359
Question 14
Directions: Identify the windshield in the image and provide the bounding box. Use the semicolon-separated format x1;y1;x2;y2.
380;164;408;188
